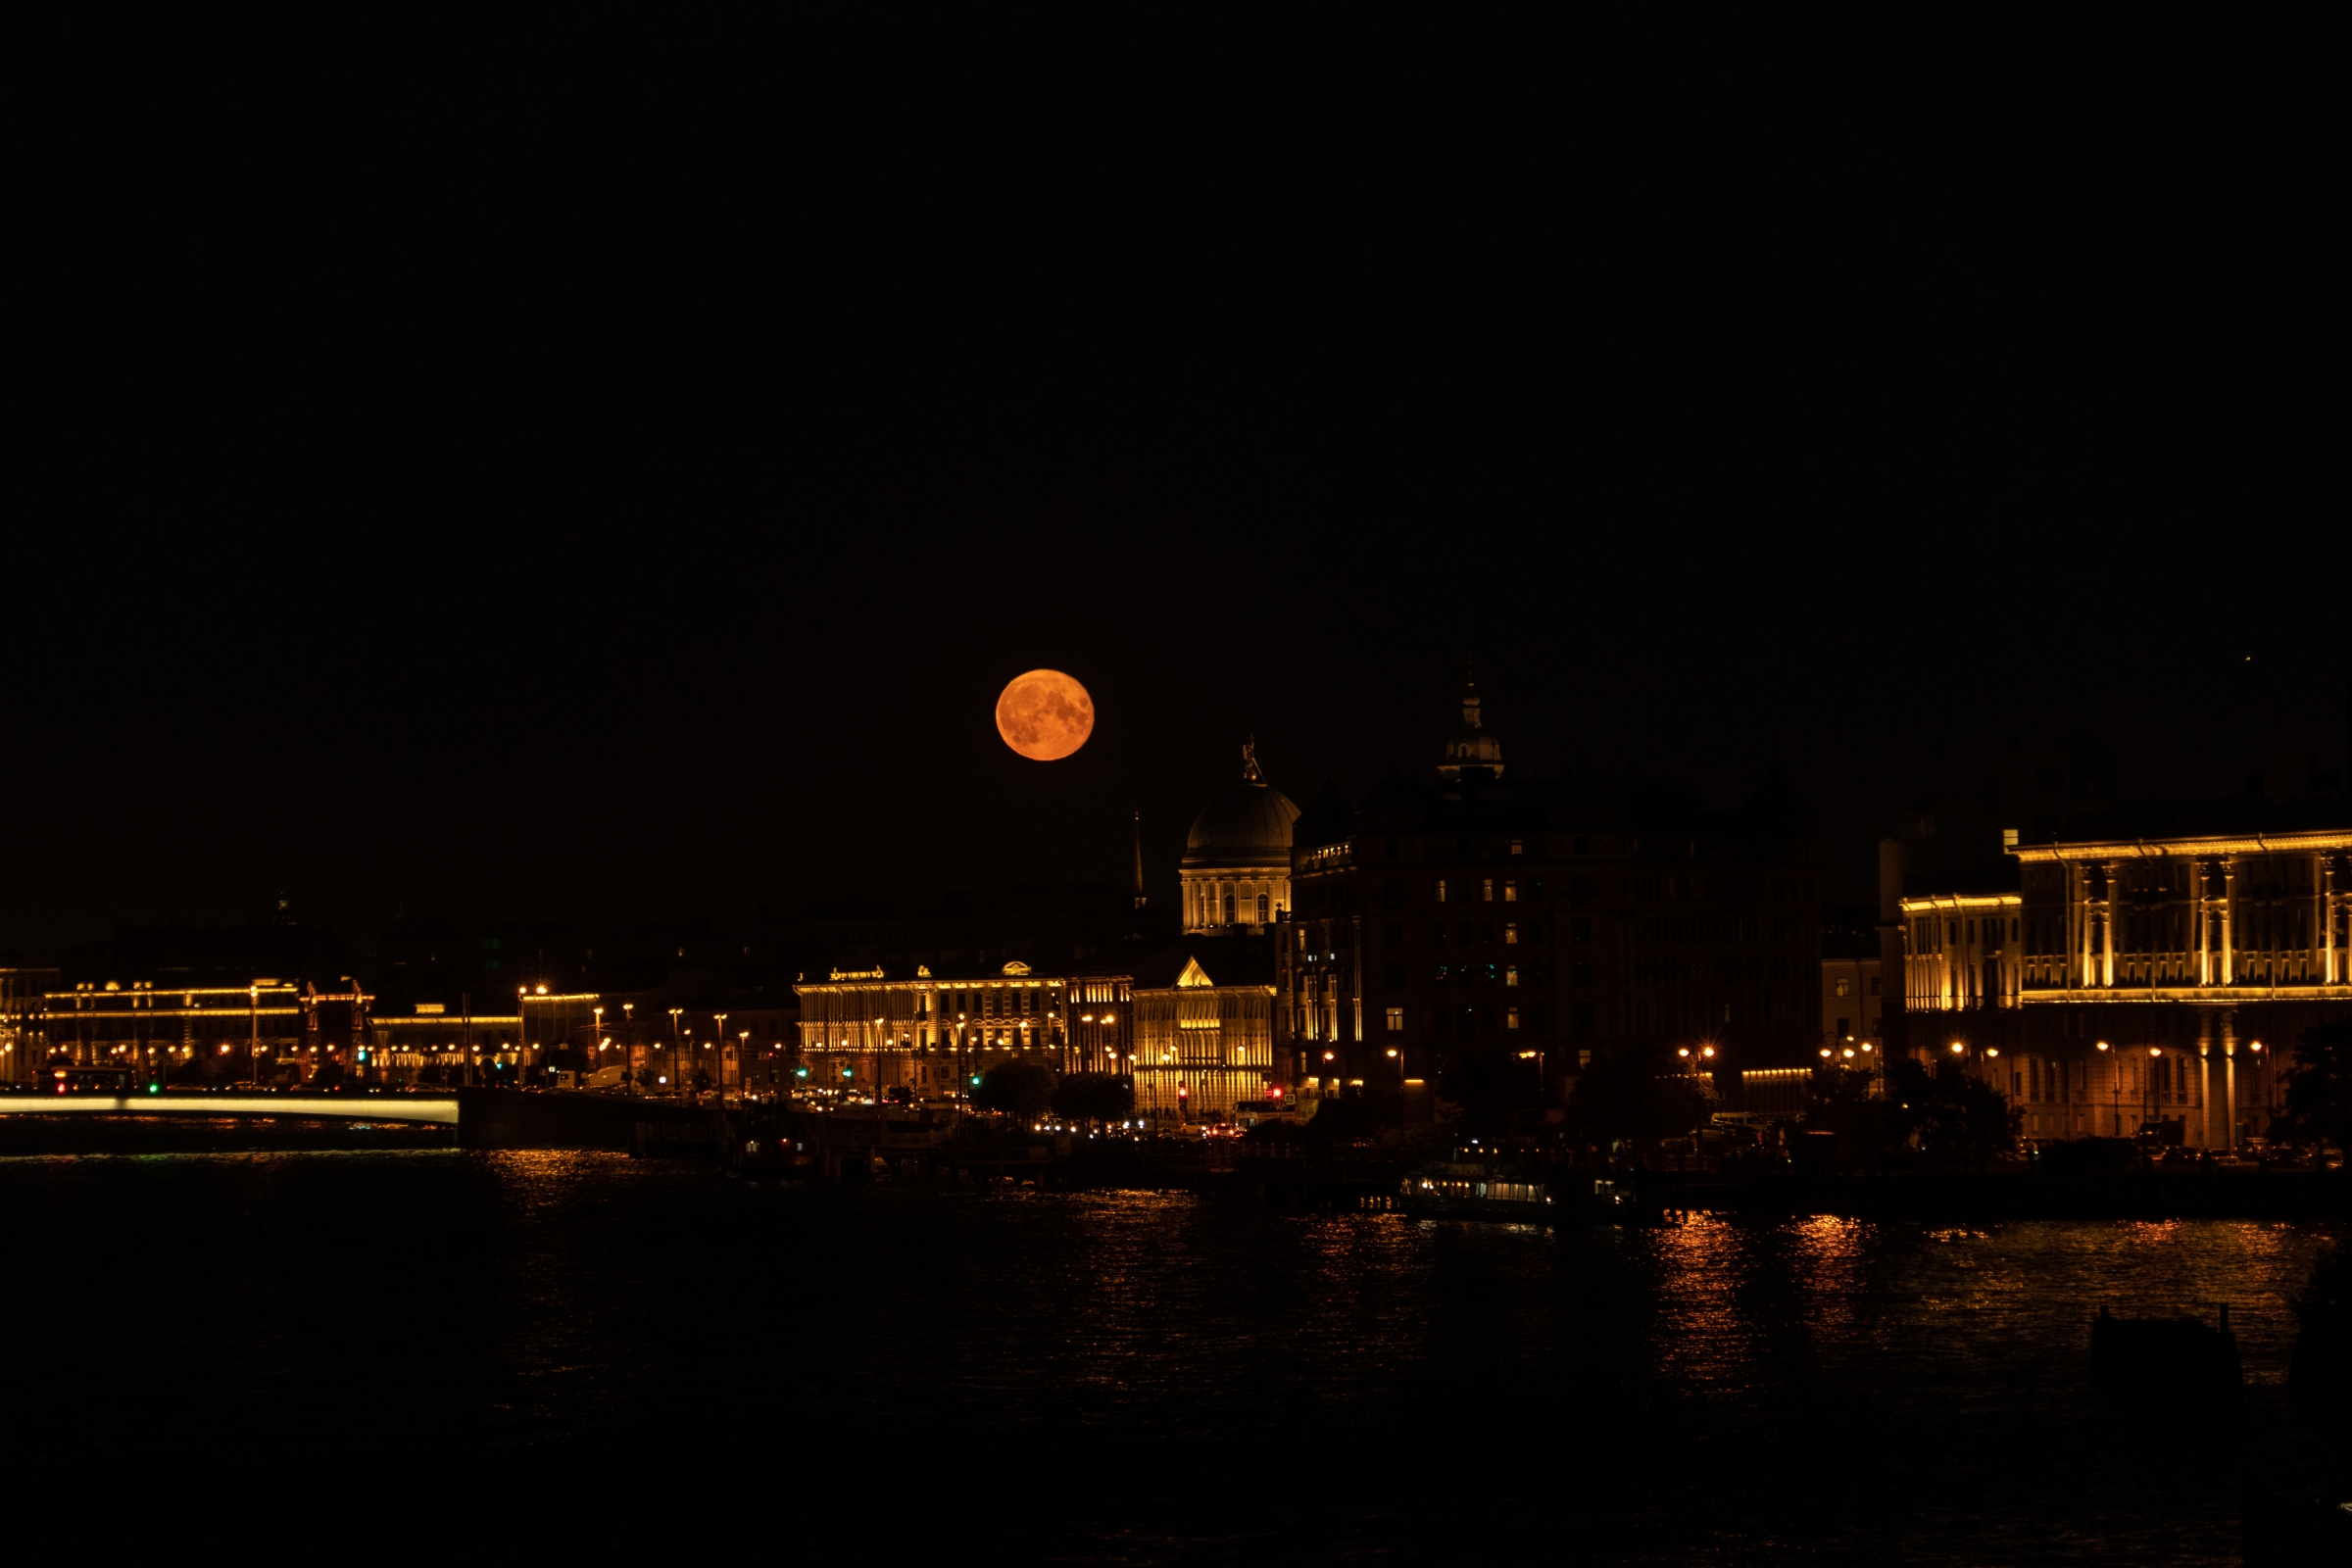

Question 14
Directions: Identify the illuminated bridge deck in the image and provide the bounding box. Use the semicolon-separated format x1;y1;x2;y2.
0;1093;460;1125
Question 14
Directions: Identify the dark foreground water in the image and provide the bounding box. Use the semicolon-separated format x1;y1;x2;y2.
4;1150;2344;1564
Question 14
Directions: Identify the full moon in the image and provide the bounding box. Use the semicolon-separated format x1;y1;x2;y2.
996;669;1095;761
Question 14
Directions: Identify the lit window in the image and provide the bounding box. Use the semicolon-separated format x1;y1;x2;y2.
1510;839;1524;856
1436;879;1447;904
1482;879;1494;902
1503;922;1518;945
1505;1007;1520;1030
1836;978;1850;998
1503;879;1518;903
1385;1007;1403;1033
1505;966;1520;987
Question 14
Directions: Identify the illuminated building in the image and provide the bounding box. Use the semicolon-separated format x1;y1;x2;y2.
1129;935;1277;1123
794;959;1132;1102
368;1003;521;1081
1901;893;2024;1012
0;966;60;1084
30;979;352;1082
1818;923;1882;1056
1887;808;2352;1148
1279;678;1822;1102
1182;741;1298;934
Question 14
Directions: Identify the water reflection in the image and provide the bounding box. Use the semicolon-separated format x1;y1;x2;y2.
2;1155;2343;1565
1644;1211;1758;1387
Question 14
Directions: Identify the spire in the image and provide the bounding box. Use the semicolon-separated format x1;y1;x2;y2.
1241;734;1263;783
1132;808;1147;908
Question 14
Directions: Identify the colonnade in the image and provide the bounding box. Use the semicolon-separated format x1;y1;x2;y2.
2041;846;2352;993
1182;872;1286;933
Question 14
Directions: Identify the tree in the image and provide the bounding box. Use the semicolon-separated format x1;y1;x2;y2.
1564;1046;1711;1150
973;1057;1054;1121
1803;1063;1904;1165
2276;1020;2352;1151
1051;1072;1132;1125
1882;1056;2018;1158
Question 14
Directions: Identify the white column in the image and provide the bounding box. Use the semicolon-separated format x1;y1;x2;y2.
2330;861;2342;985
2182;864;2201;987
2316;855;2330;984
2222;858;2237;987
2101;862;2119;988
2322;858;2336;984
2071;866;2088;988
2195;1021;2211;1149
2221;1011;2239;1152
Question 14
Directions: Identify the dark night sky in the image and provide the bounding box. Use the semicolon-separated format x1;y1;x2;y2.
7;17;2344;950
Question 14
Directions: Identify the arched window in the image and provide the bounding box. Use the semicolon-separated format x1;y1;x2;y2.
1223;891;1236;925
1256;892;1269;923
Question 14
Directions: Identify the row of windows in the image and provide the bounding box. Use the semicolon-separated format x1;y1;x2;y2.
1364;835;1624;862
2010;906;2351;957
1429;876;1540;904
1913;917;2022;949
2037;857;2350;899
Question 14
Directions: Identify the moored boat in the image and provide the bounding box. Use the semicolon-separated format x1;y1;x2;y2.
1400;1159;1629;1223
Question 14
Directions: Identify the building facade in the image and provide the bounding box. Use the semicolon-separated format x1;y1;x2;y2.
1889;814;2352;1148
1130;937;1277;1123
1181;742;1298;934
0;967;60;1084
795;959;1134;1102
369;1004;523;1082
1819;940;1882;1056
1902;893;2024;1013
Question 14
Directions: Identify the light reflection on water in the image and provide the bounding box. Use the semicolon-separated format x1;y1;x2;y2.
3;1152;2343;1564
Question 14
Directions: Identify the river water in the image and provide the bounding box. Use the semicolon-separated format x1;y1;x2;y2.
5;1149;2343;1563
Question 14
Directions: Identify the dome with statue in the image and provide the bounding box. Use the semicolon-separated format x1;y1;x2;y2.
1180;741;1298;933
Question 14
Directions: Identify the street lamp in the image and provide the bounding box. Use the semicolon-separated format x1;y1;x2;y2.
667;1008;683;1100
712;1012;728;1104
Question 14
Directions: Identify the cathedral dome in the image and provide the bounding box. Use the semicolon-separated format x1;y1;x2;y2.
1182;742;1298;868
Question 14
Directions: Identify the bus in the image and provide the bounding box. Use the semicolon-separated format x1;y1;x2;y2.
42;1066;140;1096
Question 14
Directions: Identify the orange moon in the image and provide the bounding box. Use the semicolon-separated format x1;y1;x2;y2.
996;669;1095;760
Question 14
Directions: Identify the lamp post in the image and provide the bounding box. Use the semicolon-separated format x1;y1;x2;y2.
712;1012;728;1105
2096;1040;2114;1136
621;1002;635;1094
667;1008;683;1098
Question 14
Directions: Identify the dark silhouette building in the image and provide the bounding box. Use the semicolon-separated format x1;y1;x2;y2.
1277;681;1822;1110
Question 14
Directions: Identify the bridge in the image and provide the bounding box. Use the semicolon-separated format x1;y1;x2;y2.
0;1092;459;1125
0;1088;661;1150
